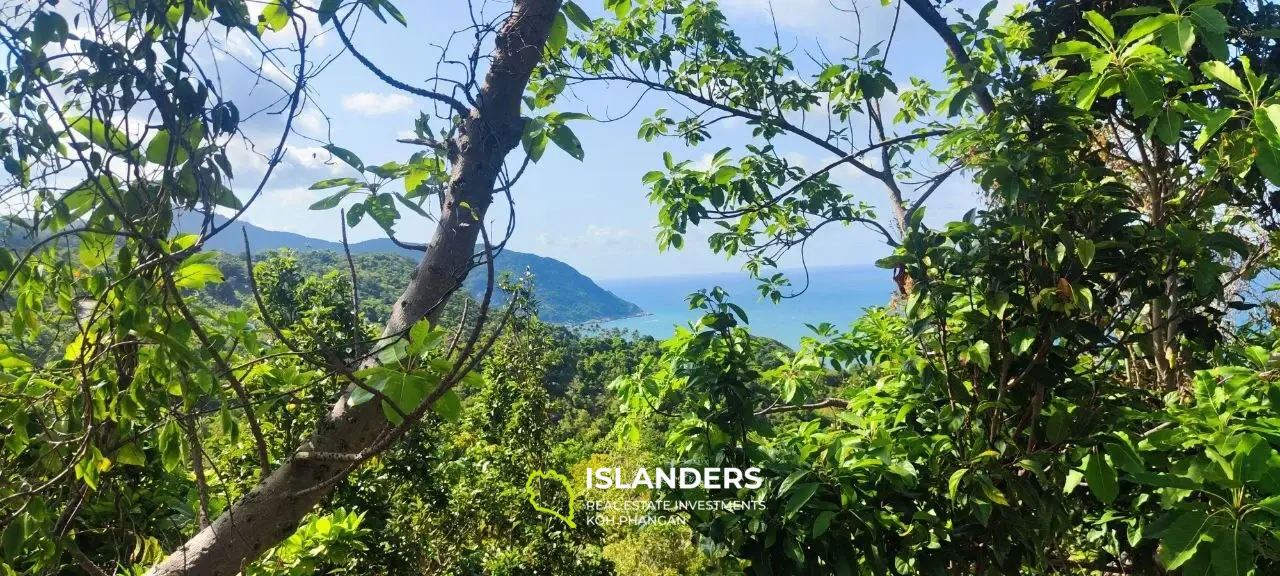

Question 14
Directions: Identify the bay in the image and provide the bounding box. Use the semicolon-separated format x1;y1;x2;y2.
592;266;897;347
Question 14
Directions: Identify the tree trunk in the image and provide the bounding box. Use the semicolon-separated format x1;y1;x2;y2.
146;1;562;573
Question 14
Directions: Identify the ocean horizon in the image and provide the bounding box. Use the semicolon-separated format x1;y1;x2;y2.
591;265;897;347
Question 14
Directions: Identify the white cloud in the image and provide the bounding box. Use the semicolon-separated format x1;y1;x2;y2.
341;92;416;116
537;225;649;249
295;109;328;137
584;224;645;246
224;136;271;177
268;187;315;208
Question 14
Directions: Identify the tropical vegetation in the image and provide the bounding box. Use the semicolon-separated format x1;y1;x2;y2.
3;0;1280;574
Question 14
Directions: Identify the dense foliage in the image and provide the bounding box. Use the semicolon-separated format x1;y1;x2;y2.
4;0;1280;574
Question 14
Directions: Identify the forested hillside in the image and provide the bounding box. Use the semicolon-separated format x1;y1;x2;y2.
193;213;646;324
196;245;643;324
5;0;1280;575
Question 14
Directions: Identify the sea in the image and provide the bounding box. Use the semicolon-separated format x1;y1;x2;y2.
591;266;896;348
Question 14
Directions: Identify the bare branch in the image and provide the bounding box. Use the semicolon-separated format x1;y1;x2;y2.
756;398;850;416
334;11;471;118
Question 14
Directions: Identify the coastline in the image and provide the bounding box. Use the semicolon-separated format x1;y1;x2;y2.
567;309;652;328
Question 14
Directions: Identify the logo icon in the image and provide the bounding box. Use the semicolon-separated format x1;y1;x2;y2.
525;469;577;528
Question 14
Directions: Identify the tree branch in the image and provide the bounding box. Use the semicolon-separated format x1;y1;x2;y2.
756;398;849;416
903;0;995;114
334;12;471;118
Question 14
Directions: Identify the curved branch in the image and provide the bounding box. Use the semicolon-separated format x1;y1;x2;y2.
561;73;874;176
905;164;960;222
334;12;471;118
160;271;271;479
903;0;995;114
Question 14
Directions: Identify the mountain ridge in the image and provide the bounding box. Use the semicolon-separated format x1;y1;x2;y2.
179;214;645;324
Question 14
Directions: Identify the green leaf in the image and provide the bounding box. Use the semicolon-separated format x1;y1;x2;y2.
1205;231;1251;259
1258;104;1280;146
1076;238;1096;268
377;339;409;365
346;202;366;227
260;0;289;32
811;510;835;538
1105;438;1144;474
173;261;222;289
1076;286;1094;312
548;124;585;160
318;0;340;23
1157;511;1212;569
713;165;738;185
562;1;592;30
208;182;243;210
1124;69;1163;117
1084;11;1115;43
146;130;184;164
969;340;991;371
1052;40;1100;57
784;483;819;517
159;421;184;472
2;515;23;559
1201;62;1245;93
1233;434;1274;484
522;120;548;162
393;192;430;219
1209;525;1253;576
1048;404;1072;445
115;442;146;466
1153;107;1183;145
324;144;364;172
986;291;1010;317
1083;452;1118;504
32;10;69;48
1114;6;1162;17
69;116;138;159
1010;326;1037;356
818;64;848;84
379;0;408;25
359;368;439;425
1257;494;1280;517
1162;18;1196;55
1194;108;1233;150
778;470;808;495
1063;469;1084;493
408;320;443;356
1193;262;1221;296
909;205;926;228
432;389;462;422
57;178;103;225
1119;14;1178;47
947;86;971;117
80;232;114;268
1075;73;1108;110
979;479;1009;506
546;12;568;52
310;177;357;190
948;468;969;500
1189;6;1228;35
309;189;350;210
1257;140;1280;185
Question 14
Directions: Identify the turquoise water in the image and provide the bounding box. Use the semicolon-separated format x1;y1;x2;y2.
592;266;896;347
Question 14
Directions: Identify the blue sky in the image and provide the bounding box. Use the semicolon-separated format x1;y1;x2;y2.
214;0;1007;279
